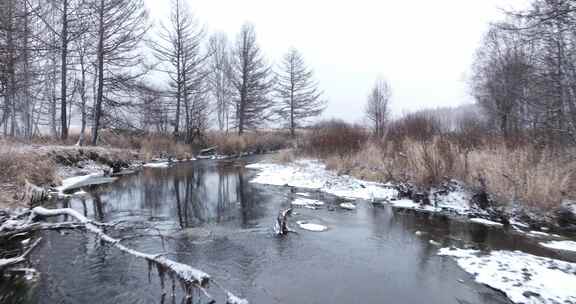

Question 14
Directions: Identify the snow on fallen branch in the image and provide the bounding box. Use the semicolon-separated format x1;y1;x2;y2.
12;207;248;303
0;238;42;269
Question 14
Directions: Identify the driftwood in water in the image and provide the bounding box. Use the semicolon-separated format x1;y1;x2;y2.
22;180;50;205
0;207;248;303
274;208;293;236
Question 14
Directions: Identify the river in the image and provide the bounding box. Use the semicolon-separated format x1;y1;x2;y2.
2;158;574;304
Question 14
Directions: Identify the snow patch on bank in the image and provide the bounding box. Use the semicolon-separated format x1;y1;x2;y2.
439;248;576;304
247;160;397;201
469;218;504;227
248;160;474;214
540;240;576;252
143;162;171;168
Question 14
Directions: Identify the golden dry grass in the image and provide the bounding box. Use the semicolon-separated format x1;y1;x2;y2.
317;136;576;210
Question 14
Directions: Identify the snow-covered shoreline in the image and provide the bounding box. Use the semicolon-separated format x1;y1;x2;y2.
439;248;576;304
248;159;576;304
246;160;472;214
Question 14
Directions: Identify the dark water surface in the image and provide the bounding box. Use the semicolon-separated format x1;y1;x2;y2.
3;159;573;304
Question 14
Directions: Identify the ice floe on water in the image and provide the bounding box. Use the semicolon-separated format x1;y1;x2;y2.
339;202;357;210
246;160;397;201
291;198;324;209
469;218;504;227
439;248;576;304
540;240;576;252
296;221;328;232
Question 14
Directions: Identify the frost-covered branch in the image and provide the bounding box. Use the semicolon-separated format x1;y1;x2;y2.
0;206;248;303
0;238;41;269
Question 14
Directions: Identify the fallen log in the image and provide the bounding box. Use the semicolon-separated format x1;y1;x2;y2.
0;207;248;303
0;238;42;269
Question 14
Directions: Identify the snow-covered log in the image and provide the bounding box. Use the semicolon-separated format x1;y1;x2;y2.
0;207;248;303
0;238;41;269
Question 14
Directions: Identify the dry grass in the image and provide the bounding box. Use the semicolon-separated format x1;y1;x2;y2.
206;131;291;156
303;120;368;158
139;136;193;161
0;145;58;207
319;136;576;210
302;116;575;210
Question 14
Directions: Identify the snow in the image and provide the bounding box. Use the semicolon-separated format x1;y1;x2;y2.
57;173;117;193
143;162;171;168
439;248;576;304
296;221;328;232
339;203;356;210
296;192;311;197
73;190;88;197
291;198;324;209
540;240;576;252
226;292;249;304
247;160;472;215
469;218;504;227
247;160;397;201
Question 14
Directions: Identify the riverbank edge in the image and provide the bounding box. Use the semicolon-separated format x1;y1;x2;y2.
251;157;576;235
0;144;144;209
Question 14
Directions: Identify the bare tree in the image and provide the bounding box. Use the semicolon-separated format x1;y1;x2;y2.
151;0;205;140
365;78;392;138
230;23;275;135
208;32;234;133
276;48;325;137
89;0;149;145
472;23;533;137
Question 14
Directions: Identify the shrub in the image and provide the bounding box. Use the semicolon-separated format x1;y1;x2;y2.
303;120;368;157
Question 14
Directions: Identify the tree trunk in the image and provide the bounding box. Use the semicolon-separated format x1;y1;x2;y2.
92;0;105;146
60;0;69;140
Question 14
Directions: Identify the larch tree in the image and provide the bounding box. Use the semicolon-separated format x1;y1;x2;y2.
208;32;234;133
365;78;391;138
230;23;275;135
275;48;325;137
151;0;205;140
89;0;149;145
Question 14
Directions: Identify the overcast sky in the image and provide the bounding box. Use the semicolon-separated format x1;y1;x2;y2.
143;0;529;123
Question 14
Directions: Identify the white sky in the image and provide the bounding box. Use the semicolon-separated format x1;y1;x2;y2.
143;0;529;123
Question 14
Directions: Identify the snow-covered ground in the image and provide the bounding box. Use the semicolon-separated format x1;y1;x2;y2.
469;218;504;227
439;248;576;304
247;160;397;201
143;162;172;168
540;240;576;252
247;160;471;214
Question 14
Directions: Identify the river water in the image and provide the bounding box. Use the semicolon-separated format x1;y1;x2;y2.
2;158;574;304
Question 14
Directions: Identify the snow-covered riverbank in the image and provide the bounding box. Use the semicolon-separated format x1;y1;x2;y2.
247;159;576;304
247;160;472;214
438;248;576;304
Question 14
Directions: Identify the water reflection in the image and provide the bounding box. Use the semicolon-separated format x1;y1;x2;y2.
4;159;568;304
